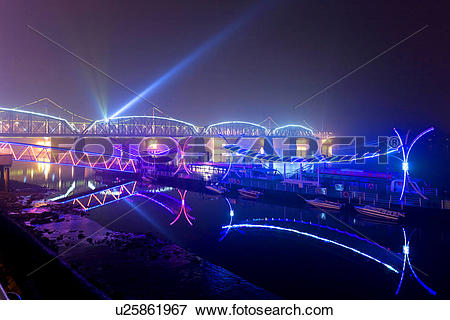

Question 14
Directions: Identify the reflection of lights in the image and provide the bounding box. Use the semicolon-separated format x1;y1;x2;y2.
63;181;137;211
402;161;409;171
170;189;195;226
222;223;399;273
219;197;235;242
396;227;436;296
402;244;409;255
49;181;76;201
88;181;96;190
134;193;174;215
36;138;51;176
250;217;389;250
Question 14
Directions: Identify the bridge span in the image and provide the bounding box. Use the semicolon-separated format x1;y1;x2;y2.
0;107;314;138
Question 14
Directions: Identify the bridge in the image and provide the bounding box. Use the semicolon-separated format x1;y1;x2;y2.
0;140;138;173
0;107;314;138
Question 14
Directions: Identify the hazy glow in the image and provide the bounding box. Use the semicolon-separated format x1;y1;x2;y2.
108;2;268;119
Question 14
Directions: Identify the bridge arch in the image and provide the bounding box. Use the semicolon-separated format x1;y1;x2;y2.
204;121;267;137
84;116;199;137
272;124;314;137
0;107;78;136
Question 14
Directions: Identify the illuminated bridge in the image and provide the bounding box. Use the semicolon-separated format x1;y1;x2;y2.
0;107;315;138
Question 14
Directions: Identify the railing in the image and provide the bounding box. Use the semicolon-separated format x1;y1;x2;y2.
148;166;448;210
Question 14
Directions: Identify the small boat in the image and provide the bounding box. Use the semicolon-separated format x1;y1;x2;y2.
205;185;229;195
354;205;405;221
306;199;342;210
238;188;262;199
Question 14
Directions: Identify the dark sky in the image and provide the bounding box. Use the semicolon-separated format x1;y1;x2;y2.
0;0;449;135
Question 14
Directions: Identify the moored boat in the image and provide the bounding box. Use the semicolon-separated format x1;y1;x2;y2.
238;188;262;199
205;184;229;194
305;198;342;210
354;205;405;221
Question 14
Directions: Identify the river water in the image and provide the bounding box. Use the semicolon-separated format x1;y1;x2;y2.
11;163;450;299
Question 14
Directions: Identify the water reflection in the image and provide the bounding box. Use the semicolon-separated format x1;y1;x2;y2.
10;162;100;194
17;163;445;298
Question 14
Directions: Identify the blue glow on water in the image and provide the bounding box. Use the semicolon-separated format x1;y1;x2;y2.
223;223;400;273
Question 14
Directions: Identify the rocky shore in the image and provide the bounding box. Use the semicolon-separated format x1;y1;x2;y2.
0;180;276;299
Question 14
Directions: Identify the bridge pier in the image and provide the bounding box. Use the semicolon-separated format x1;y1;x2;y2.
0;154;12;192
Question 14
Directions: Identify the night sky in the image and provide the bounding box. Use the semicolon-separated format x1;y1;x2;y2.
0;0;449;135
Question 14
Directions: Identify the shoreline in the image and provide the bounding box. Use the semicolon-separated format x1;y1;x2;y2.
0;180;276;299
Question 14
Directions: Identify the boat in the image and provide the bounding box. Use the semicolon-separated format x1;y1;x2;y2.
205;184;229;195
354;205;405;221
305;198;342;210
238;188;262;199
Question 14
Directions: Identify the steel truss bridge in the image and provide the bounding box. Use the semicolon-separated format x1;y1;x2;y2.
0;108;314;138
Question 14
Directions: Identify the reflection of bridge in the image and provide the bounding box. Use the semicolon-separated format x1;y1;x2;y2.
0;107;314;137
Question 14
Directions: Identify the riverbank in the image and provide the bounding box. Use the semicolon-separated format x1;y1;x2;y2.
0;180;276;299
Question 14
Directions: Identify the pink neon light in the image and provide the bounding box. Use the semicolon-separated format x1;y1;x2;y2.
170;189;195;226
0;141;137;173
